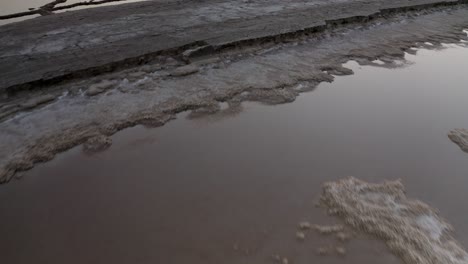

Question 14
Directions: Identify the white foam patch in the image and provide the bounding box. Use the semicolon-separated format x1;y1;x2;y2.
442;43;461;48
134;76;150;86
372;59;386;65
416;214;448;241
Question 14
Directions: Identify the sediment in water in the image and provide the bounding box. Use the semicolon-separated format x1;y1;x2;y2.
320;177;468;264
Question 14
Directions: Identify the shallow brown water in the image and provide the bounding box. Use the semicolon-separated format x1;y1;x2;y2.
1;45;468;264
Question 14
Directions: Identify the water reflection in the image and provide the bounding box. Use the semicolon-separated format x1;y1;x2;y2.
0;45;467;264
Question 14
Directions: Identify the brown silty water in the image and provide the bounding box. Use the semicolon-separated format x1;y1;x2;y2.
1;43;468;264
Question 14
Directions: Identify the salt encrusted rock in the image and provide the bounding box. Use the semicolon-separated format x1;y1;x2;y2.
83;134;112;153
320;177;468;264
296;231;306;241
169;65;199;77
317;246;333;256
20;94;56;109
336;231;352;242
298;221;311;230
313;224;344;234
86;80;116;96
336;247;346;256
448;129;468;153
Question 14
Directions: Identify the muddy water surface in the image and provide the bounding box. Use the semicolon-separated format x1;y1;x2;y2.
1;46;468;264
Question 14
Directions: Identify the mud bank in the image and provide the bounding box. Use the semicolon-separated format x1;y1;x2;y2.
1;5;468;183
1;0;468;94
320;177;468;264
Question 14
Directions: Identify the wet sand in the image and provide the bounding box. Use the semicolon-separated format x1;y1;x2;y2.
1;46;468;263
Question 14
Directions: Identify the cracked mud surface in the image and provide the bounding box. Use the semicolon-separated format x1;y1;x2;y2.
1;3;468;183
1;0;467;92
320;177;468;264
